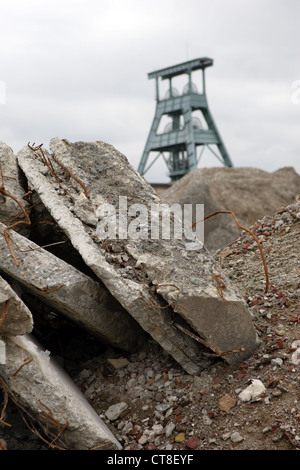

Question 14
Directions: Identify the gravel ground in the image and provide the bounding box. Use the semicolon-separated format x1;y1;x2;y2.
1;196;300;451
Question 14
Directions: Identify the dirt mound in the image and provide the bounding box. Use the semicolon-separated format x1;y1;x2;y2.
162;166;300;252
3;195;300;451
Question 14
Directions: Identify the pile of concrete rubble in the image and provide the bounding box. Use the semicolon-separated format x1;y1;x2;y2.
0;138;268;449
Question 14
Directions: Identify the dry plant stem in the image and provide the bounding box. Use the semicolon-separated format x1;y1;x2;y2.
191;210;269;294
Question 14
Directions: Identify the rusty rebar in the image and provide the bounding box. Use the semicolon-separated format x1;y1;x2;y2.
191;210;269;294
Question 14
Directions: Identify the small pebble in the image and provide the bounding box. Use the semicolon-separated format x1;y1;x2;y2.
175;432;185;443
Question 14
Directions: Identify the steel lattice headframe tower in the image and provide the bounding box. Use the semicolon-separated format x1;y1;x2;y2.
138;57;233;181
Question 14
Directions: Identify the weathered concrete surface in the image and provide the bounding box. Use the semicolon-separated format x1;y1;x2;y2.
0;275;33;336
0;334;122;449
16;139;260;370
0;222;141;352
0;142;30;236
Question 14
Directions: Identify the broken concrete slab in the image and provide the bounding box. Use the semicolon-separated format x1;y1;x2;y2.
0;275;33;336
16;139;260;370
0;334;122;449
0;142;30;237
0;221;141;352
0;339;5;364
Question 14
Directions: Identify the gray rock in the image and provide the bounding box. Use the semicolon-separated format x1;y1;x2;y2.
16;139;260;371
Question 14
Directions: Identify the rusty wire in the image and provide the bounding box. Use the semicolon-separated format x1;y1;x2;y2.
0;188;31;267
34;284;65;295
0;377;12;428
28;142;89;201
0;364;69;449
12;356;33;377
37;400;69;449
0;155;66;266
191;210;269;294
28;142;75;203
211;273;226;300
52;154;89;199
0;439;7;450
89;441;114;450
11;239;65;253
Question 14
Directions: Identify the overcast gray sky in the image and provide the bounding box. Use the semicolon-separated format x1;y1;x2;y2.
0;0;299;182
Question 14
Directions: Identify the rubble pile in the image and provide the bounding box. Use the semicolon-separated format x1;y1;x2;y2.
0;138;299;450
